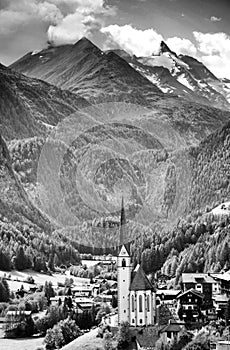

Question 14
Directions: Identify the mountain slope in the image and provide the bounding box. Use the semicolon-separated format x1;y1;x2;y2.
0;63;88;140
187;120;230;214
108;41;230;111
10;37;163;103
0;133;51;231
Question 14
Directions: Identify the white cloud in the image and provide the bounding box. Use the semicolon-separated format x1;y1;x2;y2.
47;0;116;45
210;16;222;22
0;0;63;36
166;37;198;57
101;24;197;58
0;0;116;46
101;24;163;56
193;31;230;78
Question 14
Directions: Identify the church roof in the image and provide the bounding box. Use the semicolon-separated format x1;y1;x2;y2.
130;265;154;291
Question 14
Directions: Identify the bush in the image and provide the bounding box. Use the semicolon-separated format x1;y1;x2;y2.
44;318;82;349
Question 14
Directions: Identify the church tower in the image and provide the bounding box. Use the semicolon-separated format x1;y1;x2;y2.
118;244;131;324
117;198;131;324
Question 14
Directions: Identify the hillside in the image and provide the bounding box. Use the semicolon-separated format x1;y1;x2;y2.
0;133;51;231
188;120;230;213
6;101;230;249
0;133;82;271
0;63;88;140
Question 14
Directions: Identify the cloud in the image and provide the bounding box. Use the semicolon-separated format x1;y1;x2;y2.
101;23;230;79
47;0;116;45
0;0;116;47
101;24;163;56
101;24;197;58
210;16;222;22
193;31;230;78
166;37;198;57
0;0;63;36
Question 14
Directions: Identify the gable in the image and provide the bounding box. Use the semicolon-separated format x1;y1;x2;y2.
119;244;130;257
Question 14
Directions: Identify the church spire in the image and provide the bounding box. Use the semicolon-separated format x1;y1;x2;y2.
119;196;126;246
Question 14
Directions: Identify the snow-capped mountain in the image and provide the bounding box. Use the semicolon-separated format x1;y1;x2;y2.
108;41;230;111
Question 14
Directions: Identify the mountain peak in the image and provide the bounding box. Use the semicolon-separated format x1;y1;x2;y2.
159;41;177;57
73;37;99;51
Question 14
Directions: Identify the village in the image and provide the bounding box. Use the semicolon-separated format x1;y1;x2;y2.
1;241;230;350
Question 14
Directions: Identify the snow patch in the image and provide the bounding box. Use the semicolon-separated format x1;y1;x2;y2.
212;202;230;216
31;50;41;56
177;74;195;91
138;55;174;71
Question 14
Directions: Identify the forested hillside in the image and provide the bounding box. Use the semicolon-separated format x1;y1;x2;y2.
188;121;230;213
130;121;230;281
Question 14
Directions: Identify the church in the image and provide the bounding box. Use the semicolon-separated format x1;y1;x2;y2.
117;199;156;327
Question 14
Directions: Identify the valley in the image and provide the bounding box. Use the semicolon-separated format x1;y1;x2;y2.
1;34;230;350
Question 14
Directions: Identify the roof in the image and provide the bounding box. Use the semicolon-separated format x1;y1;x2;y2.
212;272;230;282
182;273;216;284
130;265;154;291
161;322;182;333
156;290;181;296
213;294;229;302
177;289;204;299
135;327;158;349
6;310;32;316
72;285;93;292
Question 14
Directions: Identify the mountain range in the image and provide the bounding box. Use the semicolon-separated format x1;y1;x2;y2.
1;37;230;247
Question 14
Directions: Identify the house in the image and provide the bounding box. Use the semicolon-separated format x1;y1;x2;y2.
72;284;94;297
4;310;33;338
211;273;230;296
160;321;182;343
177;289;204;323
182;273;220;308
217;341;230;350
212;294;229;318
156;290;181;305
74;296;96;311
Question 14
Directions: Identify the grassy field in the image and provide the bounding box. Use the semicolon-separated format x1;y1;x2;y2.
0;336;45;350
0;269;90;291
61;329;104;350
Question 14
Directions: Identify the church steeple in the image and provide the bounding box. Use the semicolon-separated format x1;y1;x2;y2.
119;196;126;247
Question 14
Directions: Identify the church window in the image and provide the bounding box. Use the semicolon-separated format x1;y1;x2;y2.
147;295;150;312
122;259;126;267
131;295;135;312
132;319;135;324
140;319;143;324
139;295;143;312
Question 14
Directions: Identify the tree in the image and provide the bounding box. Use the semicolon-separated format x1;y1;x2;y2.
117;321;131;349
44;281;55;302
225;299;230;326
44;318;82;349
111;295;118;309
48;253;55;271
171;330;193;350
14;246;27;270
104;330;114;350
155;336;169;350
0;278;10;302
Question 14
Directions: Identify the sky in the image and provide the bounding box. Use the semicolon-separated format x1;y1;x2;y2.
0;0;230;78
